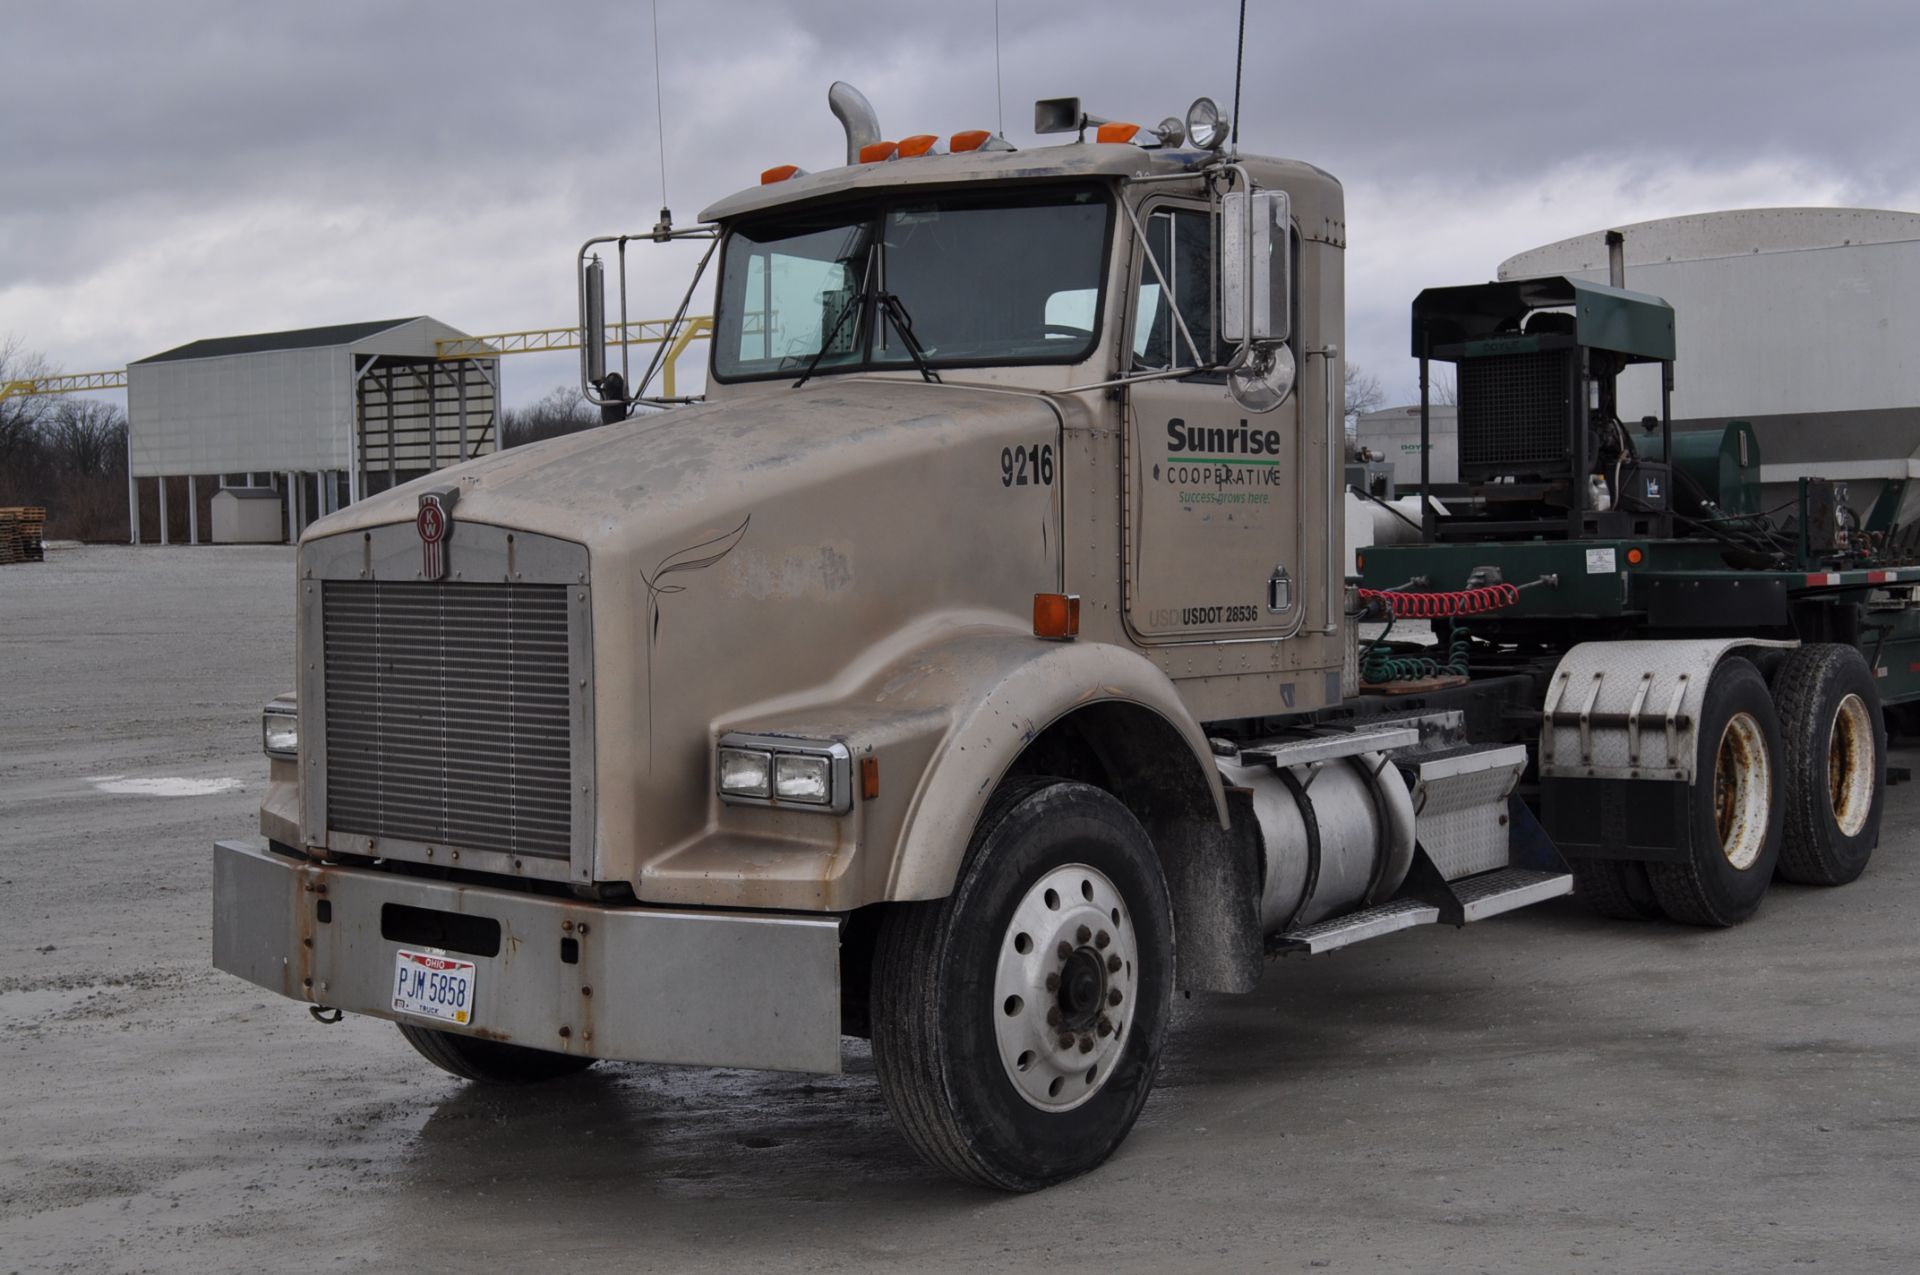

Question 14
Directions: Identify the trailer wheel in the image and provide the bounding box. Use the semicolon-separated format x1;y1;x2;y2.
1773;644;1884;886
869;778;1173;1191
396;1022;597;1084
1570;858;1664;921
1646;657;1784;927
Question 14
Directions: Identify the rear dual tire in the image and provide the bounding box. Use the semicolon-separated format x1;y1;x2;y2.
1645;657;1784;927
1772;644;1884;886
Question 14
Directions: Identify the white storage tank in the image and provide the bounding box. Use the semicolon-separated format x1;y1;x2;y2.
1500;208;1920;523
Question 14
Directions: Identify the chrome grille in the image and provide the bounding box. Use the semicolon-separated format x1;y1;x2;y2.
323;580;575;861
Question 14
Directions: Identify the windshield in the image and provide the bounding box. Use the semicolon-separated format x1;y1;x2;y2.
712;185;1112;382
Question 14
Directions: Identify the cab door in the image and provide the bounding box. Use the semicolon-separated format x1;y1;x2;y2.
1122;202;1303;644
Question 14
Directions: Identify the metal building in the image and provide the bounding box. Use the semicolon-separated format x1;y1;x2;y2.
1500;208;1920;520
126;317;498;544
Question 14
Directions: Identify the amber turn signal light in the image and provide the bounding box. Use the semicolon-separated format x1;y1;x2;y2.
760;164;802;185
858;141;899;163
1033;593;1081;640
950;129;992;152
860;755;881;801
1095;122;1141;144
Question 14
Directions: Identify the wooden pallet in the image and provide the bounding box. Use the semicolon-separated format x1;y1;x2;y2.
0;506;45;563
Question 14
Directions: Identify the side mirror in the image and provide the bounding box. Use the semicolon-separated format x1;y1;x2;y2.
581;255;607;386
1220;189;1291;345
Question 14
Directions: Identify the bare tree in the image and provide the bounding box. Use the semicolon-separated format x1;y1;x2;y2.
0;335;57;480
45;397;127;478
1431;368;1458;407
500;384;600;448
1343;360;1385;421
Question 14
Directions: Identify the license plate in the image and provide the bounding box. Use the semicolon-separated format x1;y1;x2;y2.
392;950;477;1026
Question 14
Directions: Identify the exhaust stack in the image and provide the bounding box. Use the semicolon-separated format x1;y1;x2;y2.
1606;229;1626;288
829;82;881;165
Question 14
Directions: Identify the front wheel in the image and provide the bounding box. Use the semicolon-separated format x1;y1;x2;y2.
396;1022;597;1084
870;779;1174;1191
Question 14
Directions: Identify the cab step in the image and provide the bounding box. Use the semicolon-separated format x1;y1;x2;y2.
1441;866;1574;922
1268;898;1441;955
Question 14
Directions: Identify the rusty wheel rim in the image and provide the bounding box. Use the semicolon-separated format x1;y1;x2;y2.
1828;693;1874;838
1713;710;1770;870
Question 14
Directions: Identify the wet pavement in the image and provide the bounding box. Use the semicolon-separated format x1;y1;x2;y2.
3;545;1917;1273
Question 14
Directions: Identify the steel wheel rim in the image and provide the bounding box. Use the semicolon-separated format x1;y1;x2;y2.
992;863;1139;1112
1828;692;1875;838
1713;710;1770;870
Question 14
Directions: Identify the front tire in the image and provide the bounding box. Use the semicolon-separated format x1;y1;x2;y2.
870;779;1174;1191
1773;644;1884;886
1646;657;1784;927
396;1022;597;1084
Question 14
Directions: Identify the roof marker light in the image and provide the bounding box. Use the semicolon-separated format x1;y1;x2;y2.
858;140;899;163
1095;122;1141;144
761;164;803;184
896;134;939;157
950;129;992;152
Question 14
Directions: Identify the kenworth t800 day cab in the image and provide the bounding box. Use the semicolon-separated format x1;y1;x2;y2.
214;84;1905;1191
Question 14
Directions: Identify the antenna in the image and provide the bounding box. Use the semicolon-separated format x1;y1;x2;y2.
1231;0;1246;148
993;0;1005;137
651;0;671;227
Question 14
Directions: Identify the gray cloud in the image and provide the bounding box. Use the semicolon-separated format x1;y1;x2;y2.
4;0;1917;405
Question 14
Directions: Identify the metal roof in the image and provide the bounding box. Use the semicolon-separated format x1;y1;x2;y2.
132;318;423;365
1412;276;1676;363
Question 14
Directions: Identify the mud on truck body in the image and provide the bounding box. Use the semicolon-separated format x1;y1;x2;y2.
214;85;1910;1191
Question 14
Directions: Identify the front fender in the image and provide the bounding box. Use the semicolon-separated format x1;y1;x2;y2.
638;624;1227;911
876;630;1228;901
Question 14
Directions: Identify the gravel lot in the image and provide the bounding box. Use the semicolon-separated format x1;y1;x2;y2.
3;545;1917;1273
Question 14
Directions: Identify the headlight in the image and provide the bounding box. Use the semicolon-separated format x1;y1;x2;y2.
262;697;298;760
774;753;831;803
718;747;772;798
716;734;851;813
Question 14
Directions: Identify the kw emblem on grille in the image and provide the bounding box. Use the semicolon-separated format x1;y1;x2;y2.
416;487;459;580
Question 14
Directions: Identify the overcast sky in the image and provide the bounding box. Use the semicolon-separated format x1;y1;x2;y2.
5;0;1918;411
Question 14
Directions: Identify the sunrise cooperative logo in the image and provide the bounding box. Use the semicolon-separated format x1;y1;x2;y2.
417;489;457;580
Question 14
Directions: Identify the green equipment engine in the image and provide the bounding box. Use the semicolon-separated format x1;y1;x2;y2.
1412;275;1676;541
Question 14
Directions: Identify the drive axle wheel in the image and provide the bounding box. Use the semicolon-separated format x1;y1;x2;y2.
870;779;1173;1191
1646;657;1783;927
1570;857;1664;921
397;1022;597;1084
1773;644;1884;885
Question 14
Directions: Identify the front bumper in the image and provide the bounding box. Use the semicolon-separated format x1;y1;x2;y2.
212;840;844;1073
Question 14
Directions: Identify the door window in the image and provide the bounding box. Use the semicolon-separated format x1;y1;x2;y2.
1133;208;1216;370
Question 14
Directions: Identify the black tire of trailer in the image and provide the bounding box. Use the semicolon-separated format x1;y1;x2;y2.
1773;644;1885;886
868;778;1174;1192
1569;857;1664;921
1645;656;1784;927
395;1022;598;1084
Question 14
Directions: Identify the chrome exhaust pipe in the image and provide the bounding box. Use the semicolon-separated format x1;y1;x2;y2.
829;81;880;164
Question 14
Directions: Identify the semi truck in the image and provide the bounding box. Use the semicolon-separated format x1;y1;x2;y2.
213;83;1908;1191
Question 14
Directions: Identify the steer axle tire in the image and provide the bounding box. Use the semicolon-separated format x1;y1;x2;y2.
397;1022;597;1084
1772;644;1884;887
1646;657;1784;927
870;778;1173;1192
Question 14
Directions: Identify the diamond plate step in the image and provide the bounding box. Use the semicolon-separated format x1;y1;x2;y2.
1269;898;1441;955
1446;867;1574;922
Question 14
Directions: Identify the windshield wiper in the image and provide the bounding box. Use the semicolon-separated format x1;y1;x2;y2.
791;288;863;390
877;292;941;384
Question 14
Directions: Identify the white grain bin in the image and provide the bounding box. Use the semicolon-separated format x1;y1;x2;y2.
1500;208;1920;525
